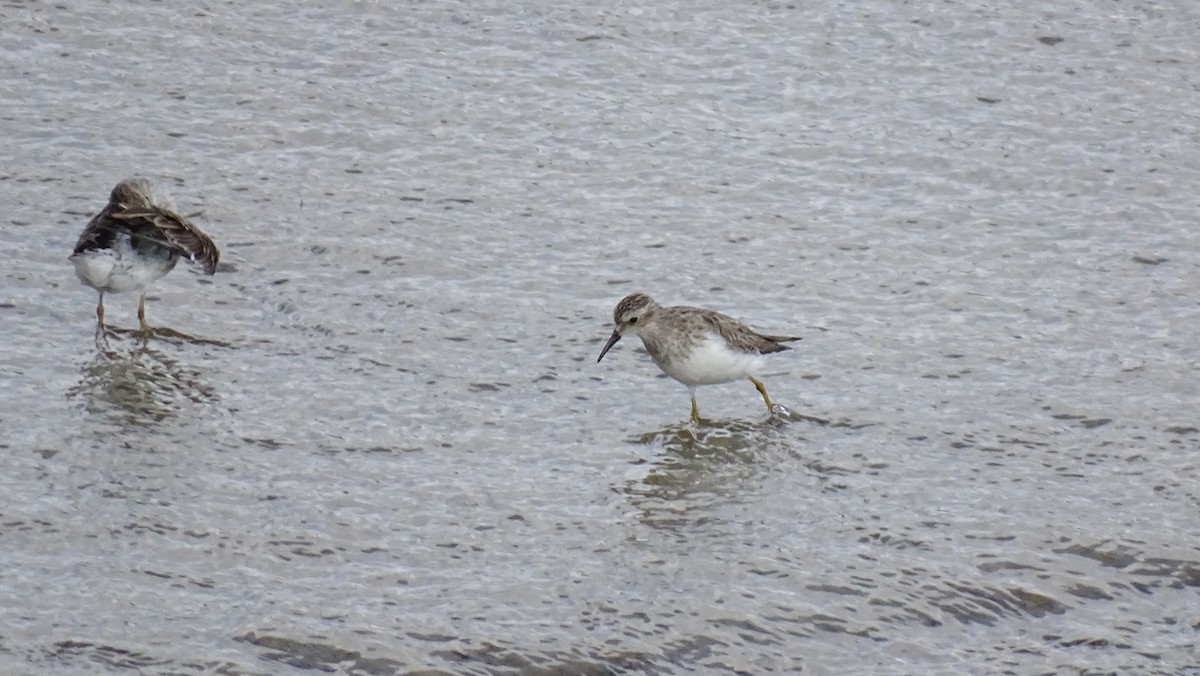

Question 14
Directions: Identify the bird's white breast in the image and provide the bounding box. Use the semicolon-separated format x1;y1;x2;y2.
71;234;175;294
650;332;766;387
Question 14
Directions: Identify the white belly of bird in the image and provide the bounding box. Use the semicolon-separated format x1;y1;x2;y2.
656;333;766;387
71;235;174;294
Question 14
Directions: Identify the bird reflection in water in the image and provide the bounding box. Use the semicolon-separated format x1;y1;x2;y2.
623;416;788;532
623;411;836;532
69;339;217;430
631;406;828;447
99;322;230;350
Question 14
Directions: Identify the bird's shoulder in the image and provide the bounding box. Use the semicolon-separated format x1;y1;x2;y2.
72;206;125;254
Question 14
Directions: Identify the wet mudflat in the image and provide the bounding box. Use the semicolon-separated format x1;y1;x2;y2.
1;1;1198;674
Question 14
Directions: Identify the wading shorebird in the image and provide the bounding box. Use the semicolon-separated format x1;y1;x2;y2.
597;292;800;422
70;177;219;337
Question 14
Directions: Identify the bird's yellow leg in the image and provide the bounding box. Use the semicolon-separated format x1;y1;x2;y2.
751;377;774;414
92;293;112;347
137;293;151;333
690;393;700;423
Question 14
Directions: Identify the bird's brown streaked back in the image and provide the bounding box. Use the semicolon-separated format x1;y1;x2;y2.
77;178;220;274
694;308;800;355
111;206;220;274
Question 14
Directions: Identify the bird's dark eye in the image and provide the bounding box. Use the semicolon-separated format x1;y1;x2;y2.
628;317;638;324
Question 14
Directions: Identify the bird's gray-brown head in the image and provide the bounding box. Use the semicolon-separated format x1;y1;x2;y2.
109;177;171;212
597;292;661;362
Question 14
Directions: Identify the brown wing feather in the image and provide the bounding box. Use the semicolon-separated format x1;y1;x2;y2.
759;333;802;346
112;204;220;274
698;309;800;355
72;206;116;254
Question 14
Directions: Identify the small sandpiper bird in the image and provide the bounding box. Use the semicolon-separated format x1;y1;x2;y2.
597;292;800;422
70;177;219;336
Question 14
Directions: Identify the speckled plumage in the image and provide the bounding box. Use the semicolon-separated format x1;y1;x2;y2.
70;177;219;334
597;292;800;421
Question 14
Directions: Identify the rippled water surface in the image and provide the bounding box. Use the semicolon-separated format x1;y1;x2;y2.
3;1;1199;674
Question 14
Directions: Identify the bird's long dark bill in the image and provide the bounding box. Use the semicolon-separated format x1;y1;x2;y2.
597;330;622;362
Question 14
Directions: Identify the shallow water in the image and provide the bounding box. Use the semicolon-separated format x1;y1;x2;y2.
2;1;1199;674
